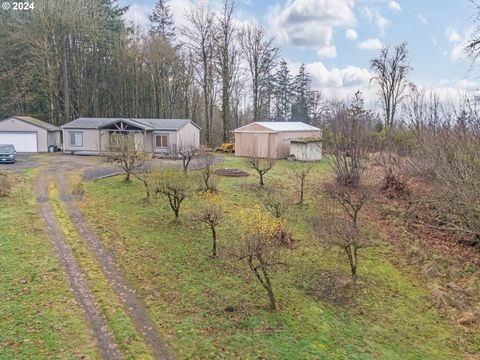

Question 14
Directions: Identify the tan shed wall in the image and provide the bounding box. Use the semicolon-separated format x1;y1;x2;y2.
0;117;49;151
235;129;321;159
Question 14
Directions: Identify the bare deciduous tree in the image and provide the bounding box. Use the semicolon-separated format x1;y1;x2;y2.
259;185;291;219
326;92;373;188
191;192;224;257
152;168;193;220
239;24;279;122
370;42;412;130
408;99;480;246
106;133;150;183
289;156;314;204
197;155;220;192
214;0;240;142
183;4;216;145
231;207;286;310
313;184;375;284
245;157;275;186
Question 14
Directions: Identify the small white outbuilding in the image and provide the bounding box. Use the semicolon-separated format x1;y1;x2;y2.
289;138;322;161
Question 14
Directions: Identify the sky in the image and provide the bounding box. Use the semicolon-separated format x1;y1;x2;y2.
119;0;480;103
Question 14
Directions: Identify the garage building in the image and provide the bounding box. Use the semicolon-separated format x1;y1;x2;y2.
234;122;321;159
0;116;61;152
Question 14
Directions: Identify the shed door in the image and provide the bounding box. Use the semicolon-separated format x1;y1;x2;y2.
0;132;38;152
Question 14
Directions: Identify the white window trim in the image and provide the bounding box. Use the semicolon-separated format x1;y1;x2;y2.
68;131;83;147
154;133;169;149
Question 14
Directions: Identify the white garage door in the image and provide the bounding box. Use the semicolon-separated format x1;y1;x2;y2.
0;132;38;152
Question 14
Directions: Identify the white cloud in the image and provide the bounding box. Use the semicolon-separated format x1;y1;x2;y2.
357;38;383;50
123;4;152;29
266;0;356;50
345;28;358;41
388;1;401;12
417;14;427;25
445;26;473;61
364;7;389;36
446;27;462;43
303;61;375;101
317;45;337;58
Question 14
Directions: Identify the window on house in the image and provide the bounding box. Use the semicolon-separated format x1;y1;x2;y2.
69;131;83;147
155;133;169;148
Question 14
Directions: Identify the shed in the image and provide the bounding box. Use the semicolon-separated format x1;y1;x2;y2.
289;137;322;161
0;116;61;152
234;122;321;159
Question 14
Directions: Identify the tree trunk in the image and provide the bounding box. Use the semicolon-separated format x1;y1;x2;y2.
61;37;70;122
211;226;217;257
300;178;305;204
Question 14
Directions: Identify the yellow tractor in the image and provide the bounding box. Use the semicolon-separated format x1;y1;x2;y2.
215;143;235;153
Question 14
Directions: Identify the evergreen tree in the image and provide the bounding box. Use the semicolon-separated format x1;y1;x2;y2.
149;0;175;41
272;59;292;121
291;63;312;123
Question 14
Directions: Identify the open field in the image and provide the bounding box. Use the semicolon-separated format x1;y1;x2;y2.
75;155;472;359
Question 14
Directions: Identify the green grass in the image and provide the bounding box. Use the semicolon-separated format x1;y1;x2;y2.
47;182;155;360
0;171;98;359
77;155;467;359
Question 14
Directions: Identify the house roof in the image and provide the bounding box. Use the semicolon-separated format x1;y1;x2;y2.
234;121;320;133
62;118;199;131
1;116;60;131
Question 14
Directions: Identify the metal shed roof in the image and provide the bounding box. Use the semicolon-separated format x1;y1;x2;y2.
62;117;199;130
234;121;320;133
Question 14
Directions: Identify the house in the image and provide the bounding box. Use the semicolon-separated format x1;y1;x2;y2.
61;118;200;155
289;138;322;161
234;121;321;159
0;116;61;152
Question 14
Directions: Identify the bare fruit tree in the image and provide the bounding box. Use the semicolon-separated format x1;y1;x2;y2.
191;192;224;257
231;207;286;310
313;184;375;284
197;155;220;192
152;168;194;220
178;144;199;172
245;157;275;186
289;154;314;204
106;133;151;183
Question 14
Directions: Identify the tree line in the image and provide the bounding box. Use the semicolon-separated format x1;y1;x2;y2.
0;0;322;145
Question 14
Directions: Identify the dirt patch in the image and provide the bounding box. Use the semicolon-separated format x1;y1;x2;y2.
307;271;360;306
214;168;249;177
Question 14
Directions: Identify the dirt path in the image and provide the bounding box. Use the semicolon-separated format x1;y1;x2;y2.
35;170;123;360
54;167;173;360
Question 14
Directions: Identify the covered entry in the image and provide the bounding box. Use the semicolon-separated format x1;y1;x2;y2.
99;120;146;151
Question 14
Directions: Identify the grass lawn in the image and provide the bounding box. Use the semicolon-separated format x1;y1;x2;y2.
0;171;98;359
78;155;467;359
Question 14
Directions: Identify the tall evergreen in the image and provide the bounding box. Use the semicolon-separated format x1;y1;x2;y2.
272;59;292;121
149;0;175;41
291;64;312;123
